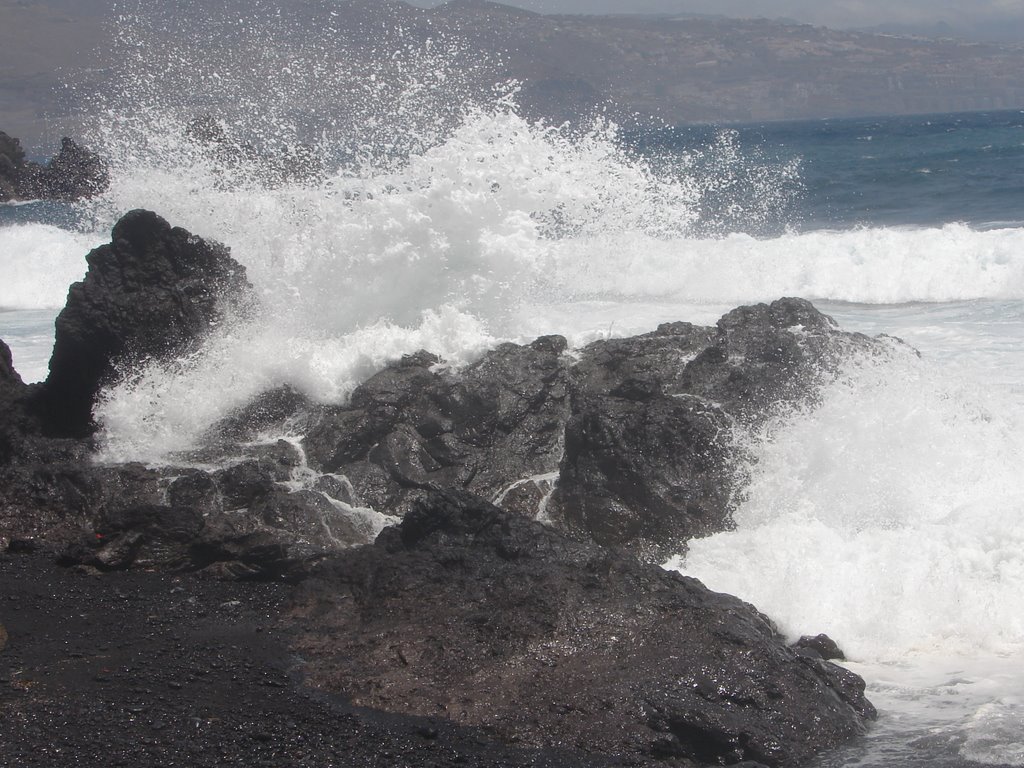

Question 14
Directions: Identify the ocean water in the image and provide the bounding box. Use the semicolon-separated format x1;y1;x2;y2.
2;12;1024;764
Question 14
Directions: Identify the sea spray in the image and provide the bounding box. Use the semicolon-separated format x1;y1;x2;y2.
0;224;99;310
674;341;1024;659
667;335;1024;766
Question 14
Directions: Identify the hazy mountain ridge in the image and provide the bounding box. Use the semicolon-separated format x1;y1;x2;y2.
2;0;1023;150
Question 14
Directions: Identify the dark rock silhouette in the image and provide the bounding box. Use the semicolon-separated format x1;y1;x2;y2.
0;131;108;202
35;209;251;437
0;132;28;201
0;340;32;465
292;490;875;767
302;337;570;517
793;633;848;662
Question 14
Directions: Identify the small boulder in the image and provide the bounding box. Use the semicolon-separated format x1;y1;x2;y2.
792;634;847;662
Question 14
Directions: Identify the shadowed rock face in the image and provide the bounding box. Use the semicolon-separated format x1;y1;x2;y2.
0;132;108;203
0;340;34;466
545;302;877;559
36;209;251;437
298;301;877;561
291;490;875;767
302;336;571;516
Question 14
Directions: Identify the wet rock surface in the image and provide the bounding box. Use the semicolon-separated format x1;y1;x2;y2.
294;301;876;561
0;339;34;466
302;336;571;517
292;490;875;767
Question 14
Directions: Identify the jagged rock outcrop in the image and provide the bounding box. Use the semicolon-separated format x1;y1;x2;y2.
291;490;876;767
35;209;252;437
0;131;108;202
302;336;571;516
3;213;882;571
46;443;385;580
293;300;876;560
0;340;33;465
544;302;875;559
0;132;27;202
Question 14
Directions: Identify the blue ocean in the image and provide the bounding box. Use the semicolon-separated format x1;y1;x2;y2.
2;25;1024;764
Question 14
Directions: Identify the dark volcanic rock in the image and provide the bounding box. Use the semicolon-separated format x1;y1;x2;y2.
7;286;883;567
545;299;874;559
793;634;847;662
0;131;108;202
0;339;35;466
678;298;865;423
0;132;27;202
18;137;109;201
56;465;377;580
302;336;570;515
292;490;875;767
549;392;734;559
295;298;881;559
2;551;635;768
35;209;251;437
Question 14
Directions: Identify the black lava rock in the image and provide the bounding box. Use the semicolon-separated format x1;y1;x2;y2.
0;131;108;202
35;209;251;437
291;490;876;767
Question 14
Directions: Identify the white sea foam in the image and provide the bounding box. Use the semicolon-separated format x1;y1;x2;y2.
548;223;1024;305
673;342;1024;661
0;224;99;310
17;100;1024;461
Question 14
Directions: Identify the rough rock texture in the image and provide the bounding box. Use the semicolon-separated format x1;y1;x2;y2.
1;551;635;768
0;131;108;202
793;634;847;662
49;448;381;580
4;287;881;569
0;340;35;466
678;300;865;422
302;336;571;517
0;208;884;766
35;209;252;437
296;301;875;560
545;302;874;559
0;132;27;202
292;490;875;767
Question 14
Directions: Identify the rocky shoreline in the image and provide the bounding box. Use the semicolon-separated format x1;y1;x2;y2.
0;131;108;203
0;210;886;766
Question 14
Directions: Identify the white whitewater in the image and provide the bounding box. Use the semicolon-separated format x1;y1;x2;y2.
672;302;1024;766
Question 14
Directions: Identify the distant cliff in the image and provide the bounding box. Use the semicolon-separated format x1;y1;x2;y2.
3;0;1023;149
424;2;1024;124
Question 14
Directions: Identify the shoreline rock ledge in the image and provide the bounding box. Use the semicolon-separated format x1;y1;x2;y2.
293;489;875;766
0;210;884;767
